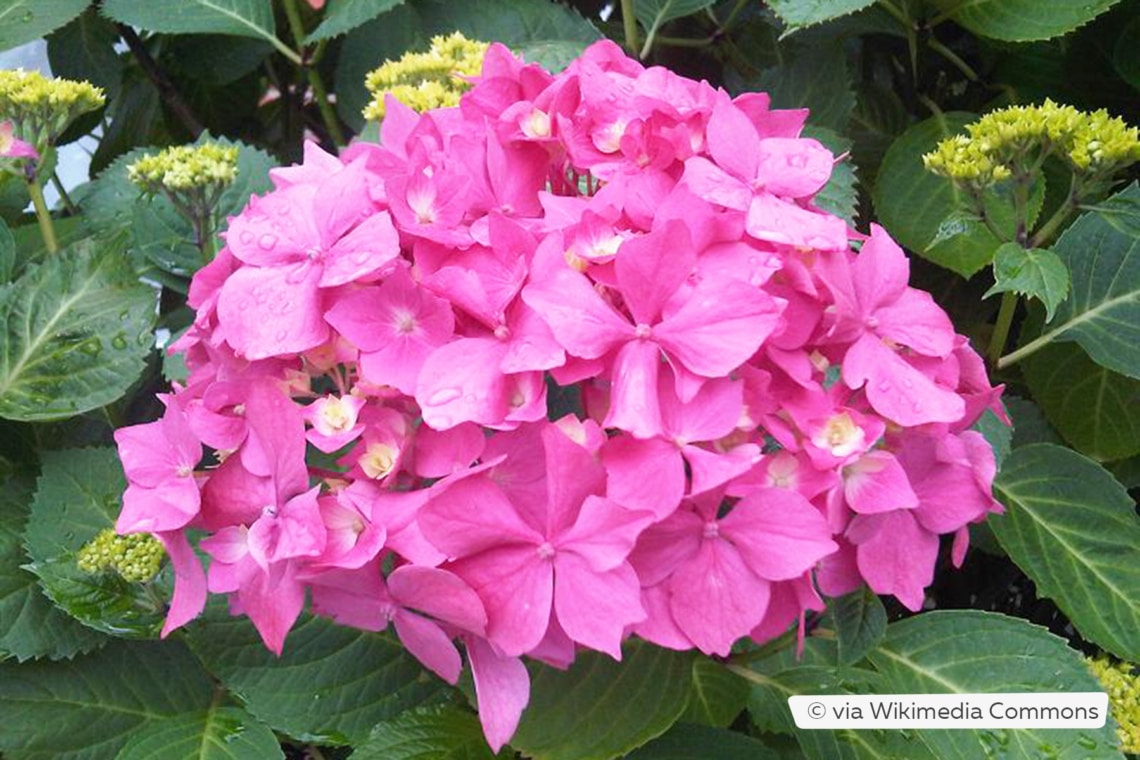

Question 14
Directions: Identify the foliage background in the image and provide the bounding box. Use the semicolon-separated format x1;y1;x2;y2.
0;0;1139;757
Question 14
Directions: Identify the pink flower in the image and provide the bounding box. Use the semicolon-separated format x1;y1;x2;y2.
0;121;37;160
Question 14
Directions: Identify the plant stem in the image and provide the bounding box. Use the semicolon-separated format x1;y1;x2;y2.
727;626;800;665
282;0;345;146
987;291;1018;365
51;172;78;215
117;24;205;138
653;35;712;48
927;37;978;81
998;330;1052;369
26;177;58;253
620;0;639;56
1028;175;1081;248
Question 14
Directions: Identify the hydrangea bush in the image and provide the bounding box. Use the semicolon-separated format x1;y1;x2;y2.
2;2;1140;758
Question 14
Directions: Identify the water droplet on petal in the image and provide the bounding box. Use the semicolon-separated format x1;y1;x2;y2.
275;330;288;342
427;387;462;406
877;380;891;392
239;231;254;245
258;233;277;251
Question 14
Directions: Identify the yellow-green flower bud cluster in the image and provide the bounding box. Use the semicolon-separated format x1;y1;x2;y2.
0;69;104;157
924;100;1140;187
76;528;166;583
1088;655;1140;754
128;143;240;194
363;32;489;120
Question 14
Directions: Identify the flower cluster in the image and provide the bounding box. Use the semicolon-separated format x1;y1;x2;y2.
77;528;166;583
0;69;103;166
362;32;489;119
924;99;1140;187
113;40;1004;750
1089;656;1140;753
129;143;240;193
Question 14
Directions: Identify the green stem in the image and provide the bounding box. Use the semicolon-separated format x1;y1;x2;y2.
720;0;750;32
620;0;639;56
987;291;1019;365
927;36;978;81
727;626;800;665
998;329;1051;369
282;0;345;146
653;35;712;48
26;178;58;253
51;172;78;215
1013;174;1030;246
1028;175;1081;248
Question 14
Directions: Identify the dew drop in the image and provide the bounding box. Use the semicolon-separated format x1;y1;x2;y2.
111;335;128;350
877;380;891;392
902;377;914;389
274;330;288;342
427;387;463;406
21;10;33;22
257;233;277;251
239;231;254;245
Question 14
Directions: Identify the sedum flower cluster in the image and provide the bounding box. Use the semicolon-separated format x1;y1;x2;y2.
113;40;1004;751
128;143;240;193
362;32;489;120
77;528;166;583
0;69;103;163
1089;656;1140;753
924;99;1140;187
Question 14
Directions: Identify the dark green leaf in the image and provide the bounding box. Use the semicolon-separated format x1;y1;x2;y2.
0;241;156;421
992;444;1140;661
868;610;1123;758
1006;395;1063;448
90;69;168;175
46;9;125;101
0;0;89;52
510;641;693;760
625;723;783;760
633;0;716;39
0;475;107;662
349;704;498;760
849;81;907;193
117;706;285;760
681;657;749;727
0;639;215;759
767;0;877;31
22;447;169;638
1112;15;1140;91
335;4;425;132
1010;183;1140;379
101;0;279;43
824;588;887;666
1022;342;1140;461
0;217;13;283
165;35;274;86
186;609;450;745
930;0;1123;42
306;0;406;43
756;43;855;133
984;243;1070;321
973;406;1012;470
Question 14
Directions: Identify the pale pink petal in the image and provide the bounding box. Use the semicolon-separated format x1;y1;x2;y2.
754;138;833;198
680;156;751;210
844;451;919;515
745;194;848;250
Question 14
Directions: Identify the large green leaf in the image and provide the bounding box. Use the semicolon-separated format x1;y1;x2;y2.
116;706;285;760
1022;342;1140;461
510;641;693;760
868;610;1122;758
0;217;13;283
46;9;125;101
633;0;716;40
0;240;156;421
306;0;405;43
681;657;749;727
0;639;215;759
873;113;1039;278
22;447;168;638
767;0;877;31
186;609;450;745
992;444;1140;661
756;43;855;133
984;243;1070;322
1113;15;1140;91
930;0;1123;42
823;587;887;666
349;704;498;760
1003;183;1140;378
0;476;107;662
625;723;783;760
101;0;279;42
0;0;89;53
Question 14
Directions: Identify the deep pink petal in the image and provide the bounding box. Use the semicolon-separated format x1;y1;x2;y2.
553;554;644;659
669;539;770;656
680;156;751;210
521;268;633;358
850;510;938;612
558;495;655;573
467;636;530;753
601;435;683;519
155;530;207;636
320;211;402;287
420;475;543;557
394;610;463;683
388;565;487;635
451;546;552;657
844;451;919;515
874;288;955;357
415;337;509;430
745;194;848;250
217;263;328;360
720;486;837;581
842;334;965;426
614;221;695;325
604;339;664;438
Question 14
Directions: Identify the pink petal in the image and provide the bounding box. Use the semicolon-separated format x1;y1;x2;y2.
467;636;530;753
320;211;401;287
558;495;655;573
706;100;760;182
754;138;833;198
521;268;633;359
412;422;485;478
720;486;837;581
614;221;695;325
415;337;509;430
842;334;965;426
394;610;463;683
874;288;955;357
420;475;543;557
553;554;644;659
844;451;919;515
850;510;938;612
669;539;770;656
601;435;684;519
388;565;487;635
603;339;664;439
217;263;328;360
155;530;207;636
680;156;751;210
451;546;552;657
745;194;848;250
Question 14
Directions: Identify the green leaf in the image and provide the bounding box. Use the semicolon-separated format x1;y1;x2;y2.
46;9;125;101
1006;395;1063;448
756;43;855;133
0;241;156;421
165;35;274;86
0;475;107;662
0;0;89;53
117;706;285;760
0;217;13;283
306;0;406;43
973;406;1012;470
23;447;169;638
984;243;1070;321
767;0;878;31
867;610;1122;758
804;127;859;225
1112;15;1140;91
1009;183;1140;379
0;638;215;759
992;444;1140;661
510;641;693;760
625;723;783;760
681;657;749;727
930;0;1123;42
874;114;1044;278
1022;342;1140;462
633;0;716;39
101;0;279;43
186;609;450;745
824;588;887;666
349;704;498;760
335;4;425;132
